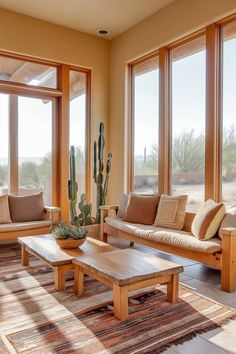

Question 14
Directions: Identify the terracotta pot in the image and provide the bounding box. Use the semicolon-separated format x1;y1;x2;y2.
56;237;86;249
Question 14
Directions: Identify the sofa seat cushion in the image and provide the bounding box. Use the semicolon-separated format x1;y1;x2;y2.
105;217;222;254
0;220;52;232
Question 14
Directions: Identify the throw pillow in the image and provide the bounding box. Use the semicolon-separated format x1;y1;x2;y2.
191;199;225;240
218;205;236;239
117;193;129;218
9;192;46;222
0;194;12;224
123;194;160;225
153;194;188;230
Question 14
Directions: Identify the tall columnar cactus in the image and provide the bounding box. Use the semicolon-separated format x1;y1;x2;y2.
93;122;112;223
68;145;78;225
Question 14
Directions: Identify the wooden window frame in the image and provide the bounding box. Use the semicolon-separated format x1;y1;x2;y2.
0;51;91;221
128;13;236;206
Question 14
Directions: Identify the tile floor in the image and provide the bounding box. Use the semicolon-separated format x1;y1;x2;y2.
107;236;236;354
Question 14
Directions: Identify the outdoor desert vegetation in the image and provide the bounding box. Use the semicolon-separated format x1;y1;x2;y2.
134;126;236;210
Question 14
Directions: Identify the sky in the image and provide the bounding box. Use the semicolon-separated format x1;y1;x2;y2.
0;93;86;162
134;36;236;156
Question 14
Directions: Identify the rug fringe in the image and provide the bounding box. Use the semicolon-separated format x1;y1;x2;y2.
149;314;236;353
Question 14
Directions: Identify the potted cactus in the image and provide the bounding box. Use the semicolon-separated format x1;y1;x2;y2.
51;222;88;249
93;122;112;223
67;145;100;239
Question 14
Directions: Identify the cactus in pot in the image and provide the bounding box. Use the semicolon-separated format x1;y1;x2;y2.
93;122;112;223
78;193;92;226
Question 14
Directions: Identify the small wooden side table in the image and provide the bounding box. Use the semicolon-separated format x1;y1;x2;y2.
73;248;183;321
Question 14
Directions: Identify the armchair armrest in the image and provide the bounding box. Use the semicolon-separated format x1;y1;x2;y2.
99;205;119;210
44;206;61;213
44;206;61;222
220;227;236;236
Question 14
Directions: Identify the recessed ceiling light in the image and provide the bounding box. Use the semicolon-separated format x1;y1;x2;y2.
97;28;110;36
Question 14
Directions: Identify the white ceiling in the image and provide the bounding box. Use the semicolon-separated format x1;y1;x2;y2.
0;0;174;39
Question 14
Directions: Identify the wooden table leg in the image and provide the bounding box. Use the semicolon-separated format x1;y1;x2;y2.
21;245;29;266
113;284;129;321
74;265;84;295
54;266;66;291
167;273;179;304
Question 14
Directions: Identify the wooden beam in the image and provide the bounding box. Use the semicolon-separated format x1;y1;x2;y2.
58;65;69;221
85;71;91;202
159;47;171;195
8;95;18;193
205;24;222;202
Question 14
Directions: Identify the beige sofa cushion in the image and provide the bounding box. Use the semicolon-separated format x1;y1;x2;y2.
218;205;236;239
153;194;187;230
123;194;160;225
192;199;225;240
0;194;12;224
0;220;52;232
117;193;129;218
105;216;222;254
9;192;46;222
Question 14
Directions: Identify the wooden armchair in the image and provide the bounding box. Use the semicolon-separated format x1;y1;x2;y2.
0;206;61;241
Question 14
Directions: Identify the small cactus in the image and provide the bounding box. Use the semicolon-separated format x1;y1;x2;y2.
93;122;112;223
78;193;92;226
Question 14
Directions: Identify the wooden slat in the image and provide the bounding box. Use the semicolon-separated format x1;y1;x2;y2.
205;23;222;202
159;47;171;194
8;95;18;193
58;65;70;221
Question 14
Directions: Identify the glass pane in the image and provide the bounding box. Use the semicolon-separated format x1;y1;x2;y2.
133;56;159;193
69;71;87;197
0;55;57;89
18;96;53;204
171;36;206;212
222;21;236;208
0;94;9;194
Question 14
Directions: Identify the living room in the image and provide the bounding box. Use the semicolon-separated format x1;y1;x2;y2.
0;0;236;353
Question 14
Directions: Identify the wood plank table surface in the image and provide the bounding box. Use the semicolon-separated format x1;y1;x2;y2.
73;248;184;320
18;234;115;291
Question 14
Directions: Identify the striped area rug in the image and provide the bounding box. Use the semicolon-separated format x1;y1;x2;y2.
0;244;236;353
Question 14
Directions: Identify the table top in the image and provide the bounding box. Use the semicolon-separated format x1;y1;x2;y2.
73;248;183;286
18;234;116;266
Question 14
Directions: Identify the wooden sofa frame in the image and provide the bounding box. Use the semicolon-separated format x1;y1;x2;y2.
0;206;61;241
100;205;236;293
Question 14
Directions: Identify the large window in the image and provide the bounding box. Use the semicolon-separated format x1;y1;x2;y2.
171;37;206;211
222;21;236;208
18;96;53;204
132;57;159;193
69;70;87;197
0;52;91;218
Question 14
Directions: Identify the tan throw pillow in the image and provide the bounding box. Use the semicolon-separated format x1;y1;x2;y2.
123;194;160;225
218;205;236;239
9;192;46;222
117;193;130;218
191;199;225;240
153;194;188;230
0;194;12;224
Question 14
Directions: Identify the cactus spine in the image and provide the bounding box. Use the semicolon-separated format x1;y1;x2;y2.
93;122;112;223
68;145;78;225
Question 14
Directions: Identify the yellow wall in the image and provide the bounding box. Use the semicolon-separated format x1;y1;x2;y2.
109;0;236;203
0;6;110;209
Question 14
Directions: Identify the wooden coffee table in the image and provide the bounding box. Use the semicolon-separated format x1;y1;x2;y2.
73;248;183;321
18;234;115;291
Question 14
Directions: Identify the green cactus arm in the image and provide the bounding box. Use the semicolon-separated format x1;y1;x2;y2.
93;141;97;182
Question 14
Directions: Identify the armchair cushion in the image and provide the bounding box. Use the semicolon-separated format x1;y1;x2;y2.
0;194;12;224
9;192;46;222
123;194;160;225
